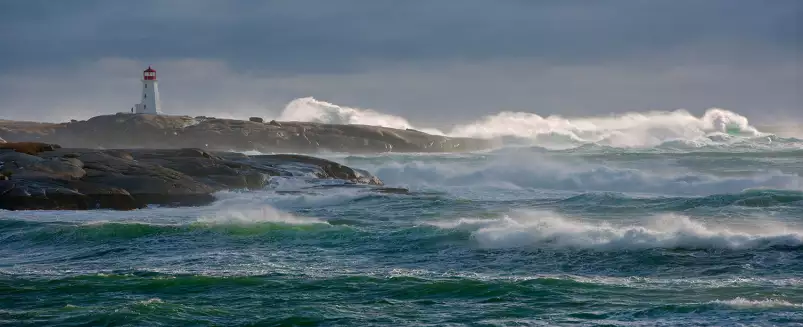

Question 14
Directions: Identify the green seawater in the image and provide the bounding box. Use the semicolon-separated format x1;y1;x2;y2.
2;139;803;326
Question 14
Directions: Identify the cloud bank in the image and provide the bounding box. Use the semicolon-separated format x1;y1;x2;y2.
0;1;799;126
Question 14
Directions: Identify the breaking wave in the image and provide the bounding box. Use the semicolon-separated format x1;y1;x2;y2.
448;108;762;147
368;153;803;196
0;202;330;245
279;97;443;135
710;297;803;309
431;210;803;250
197;199;325;226
277;97;773;148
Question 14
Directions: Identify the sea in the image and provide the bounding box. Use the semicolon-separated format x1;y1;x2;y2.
2;103;802;326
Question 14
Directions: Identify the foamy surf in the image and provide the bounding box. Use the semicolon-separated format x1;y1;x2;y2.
431;210;803;250
365;152;803;196
196;204;325;225
279;97;444;135
276;97;773;149
448;108;762;147
710;297;803;309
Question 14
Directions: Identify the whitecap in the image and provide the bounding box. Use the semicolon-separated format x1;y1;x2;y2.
710;297;802;309
430;210;803;250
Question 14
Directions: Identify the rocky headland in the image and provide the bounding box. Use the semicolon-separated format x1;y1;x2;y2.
0;114;490;210
0;142;389;210
0;113;493;153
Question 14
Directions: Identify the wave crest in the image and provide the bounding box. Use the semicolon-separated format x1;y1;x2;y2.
277;98;772;148
431;211;803;250
278;97;443;135
199;191;328;225
711;297;803;309
369;154;802;196
449;108;761;147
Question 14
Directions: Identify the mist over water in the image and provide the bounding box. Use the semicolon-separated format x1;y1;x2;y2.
3;98;803;326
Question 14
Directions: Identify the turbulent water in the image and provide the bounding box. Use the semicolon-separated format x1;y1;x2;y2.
3;103;803;326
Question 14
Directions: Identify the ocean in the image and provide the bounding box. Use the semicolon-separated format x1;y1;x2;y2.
2;105;803;326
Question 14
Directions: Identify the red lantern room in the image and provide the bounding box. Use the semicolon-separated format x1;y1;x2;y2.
143;66;157;80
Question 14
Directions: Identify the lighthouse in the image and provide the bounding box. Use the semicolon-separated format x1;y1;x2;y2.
133;66;162;114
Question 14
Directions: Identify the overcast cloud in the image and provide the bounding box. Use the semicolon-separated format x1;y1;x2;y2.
0;0;799;127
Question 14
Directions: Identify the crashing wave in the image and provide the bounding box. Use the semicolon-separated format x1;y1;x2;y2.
278;97;444;135
448;108;762;147
430;210;803;250
365;153;803;196
277;97;772;148
710;297;803;309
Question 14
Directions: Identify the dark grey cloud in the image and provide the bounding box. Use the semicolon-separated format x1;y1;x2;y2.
1;0;799;74
0;1;800;125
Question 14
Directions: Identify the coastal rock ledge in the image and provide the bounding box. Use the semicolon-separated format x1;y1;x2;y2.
0;114;493;153
0;142;383;210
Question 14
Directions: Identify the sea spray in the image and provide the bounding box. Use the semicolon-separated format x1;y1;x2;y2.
278;97;767;148
363;151;803;196
448;108;762;146
430;210;803;250
279;97;444;135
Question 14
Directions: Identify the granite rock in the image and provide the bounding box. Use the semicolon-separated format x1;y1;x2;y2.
0;143;384;210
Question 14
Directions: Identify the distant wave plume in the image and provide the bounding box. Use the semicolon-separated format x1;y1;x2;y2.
279;97;768;149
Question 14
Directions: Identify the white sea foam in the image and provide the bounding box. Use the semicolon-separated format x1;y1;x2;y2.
449;108;762;147
367;152;803;196
277;97;766;148
279;97;443;135
710;297;803;309
197;191;327;225
135;298;164;305
431;210;803;250
197;203;325;225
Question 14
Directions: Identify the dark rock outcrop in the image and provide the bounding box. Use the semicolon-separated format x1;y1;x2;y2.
0;143;384;210
0;114;494;153
249;117;264;123
0;142;61;155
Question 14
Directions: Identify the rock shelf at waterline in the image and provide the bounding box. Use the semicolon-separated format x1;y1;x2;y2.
0;113;493;153
0;142;386;210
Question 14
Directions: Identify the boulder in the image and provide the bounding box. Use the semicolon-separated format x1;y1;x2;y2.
249;117;264;123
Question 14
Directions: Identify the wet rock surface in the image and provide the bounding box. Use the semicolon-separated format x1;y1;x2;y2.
0;143;384;210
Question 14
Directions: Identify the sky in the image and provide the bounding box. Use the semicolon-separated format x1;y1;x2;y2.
0;0;800;127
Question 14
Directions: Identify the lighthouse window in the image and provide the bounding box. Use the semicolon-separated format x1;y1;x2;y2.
145;84;147;88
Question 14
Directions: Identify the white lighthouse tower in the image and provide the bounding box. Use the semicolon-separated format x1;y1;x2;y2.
133;66;162;114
